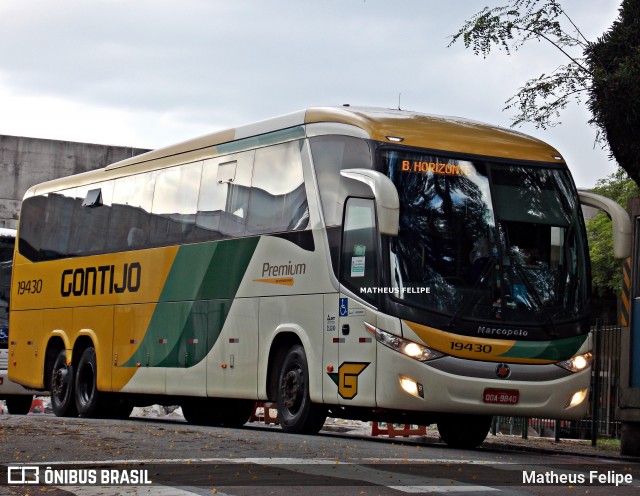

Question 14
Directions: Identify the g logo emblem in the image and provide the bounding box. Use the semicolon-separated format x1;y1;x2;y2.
328;362;369;399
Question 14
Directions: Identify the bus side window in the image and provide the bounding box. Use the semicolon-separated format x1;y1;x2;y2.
197;150;254;239
247;140;308;234
107;172;156;252
150;162;202;246
17;196;47;261
341;198;378;305
68;181;114;255
39;189;76;260
309;135;372;227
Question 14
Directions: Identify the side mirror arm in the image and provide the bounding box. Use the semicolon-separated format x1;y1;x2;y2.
340;169;400;236
578;189;632;259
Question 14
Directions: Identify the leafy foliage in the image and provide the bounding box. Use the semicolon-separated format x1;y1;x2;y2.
586;168;639;295
449;0;591;130
450;0;640;195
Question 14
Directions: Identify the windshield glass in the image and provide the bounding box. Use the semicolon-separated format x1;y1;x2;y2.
381;149;588;329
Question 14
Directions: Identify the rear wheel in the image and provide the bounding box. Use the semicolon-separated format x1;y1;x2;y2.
182;398;254;427
437;414;492;449
277;344;326;434
75;347;100;418
74;348;131;419
50;349;77;417
5;395;33;415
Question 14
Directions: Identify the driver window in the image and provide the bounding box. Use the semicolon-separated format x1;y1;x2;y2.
341;198;378;305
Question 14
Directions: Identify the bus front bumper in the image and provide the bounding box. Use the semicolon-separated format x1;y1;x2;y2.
375;343;591;420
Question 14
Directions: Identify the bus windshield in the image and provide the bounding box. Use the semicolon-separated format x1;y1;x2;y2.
381;149;589;331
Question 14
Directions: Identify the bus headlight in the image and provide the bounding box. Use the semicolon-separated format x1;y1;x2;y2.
365;322;444;362
556;351;593;373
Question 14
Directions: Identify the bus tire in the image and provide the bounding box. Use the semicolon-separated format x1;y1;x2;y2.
50;349;78;417
74;346;100;418
277;344;326;434
5;395;33;415
437;414;492;449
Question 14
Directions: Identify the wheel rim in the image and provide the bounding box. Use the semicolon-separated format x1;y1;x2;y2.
281;366;304;415
52;365;69;401
77;361;95;406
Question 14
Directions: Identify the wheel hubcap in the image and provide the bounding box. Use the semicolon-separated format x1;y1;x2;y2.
52;367;68;397
282;369;301;409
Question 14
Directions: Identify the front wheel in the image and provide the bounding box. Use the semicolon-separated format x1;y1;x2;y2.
50;349;77;417
437;414;492;449
276;345;326;434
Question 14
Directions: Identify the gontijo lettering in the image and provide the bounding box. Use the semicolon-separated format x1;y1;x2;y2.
401;160;470;176
60;262;141;297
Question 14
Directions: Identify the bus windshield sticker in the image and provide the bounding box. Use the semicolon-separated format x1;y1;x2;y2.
339;298;348;317
325;312;337;332
351;256;365;277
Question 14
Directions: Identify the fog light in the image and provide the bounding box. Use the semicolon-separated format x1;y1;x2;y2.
399;376;424;398
567;388;588;408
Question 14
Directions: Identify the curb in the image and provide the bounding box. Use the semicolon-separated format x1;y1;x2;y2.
321;424;640;462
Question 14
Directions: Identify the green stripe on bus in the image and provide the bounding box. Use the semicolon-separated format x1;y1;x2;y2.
122;237;259;368
498;334;587;361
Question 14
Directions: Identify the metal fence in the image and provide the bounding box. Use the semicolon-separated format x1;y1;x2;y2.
493;322;622;442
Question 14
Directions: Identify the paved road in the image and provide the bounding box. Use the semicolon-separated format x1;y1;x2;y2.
0;414;638;495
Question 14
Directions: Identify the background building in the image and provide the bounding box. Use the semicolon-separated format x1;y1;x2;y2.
0;135;149;229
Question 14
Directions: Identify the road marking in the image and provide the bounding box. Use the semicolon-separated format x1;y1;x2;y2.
390;486;500;493
64;487;202;496
37;457;513;466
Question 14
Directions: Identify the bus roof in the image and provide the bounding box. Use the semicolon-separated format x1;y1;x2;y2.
26;106;565;196
108;107;564;169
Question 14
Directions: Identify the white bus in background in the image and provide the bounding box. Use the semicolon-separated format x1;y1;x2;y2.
0;228;38;414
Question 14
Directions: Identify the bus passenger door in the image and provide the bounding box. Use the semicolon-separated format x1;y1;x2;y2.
336;198;378;407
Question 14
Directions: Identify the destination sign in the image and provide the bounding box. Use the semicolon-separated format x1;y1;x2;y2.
401;159;470;176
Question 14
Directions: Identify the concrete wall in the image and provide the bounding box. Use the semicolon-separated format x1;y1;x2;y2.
0;135;149;229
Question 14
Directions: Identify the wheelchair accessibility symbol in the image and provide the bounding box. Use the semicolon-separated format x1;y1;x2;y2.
339;298;348;317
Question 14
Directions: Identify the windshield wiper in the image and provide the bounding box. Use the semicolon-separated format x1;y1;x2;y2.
447;256;495;329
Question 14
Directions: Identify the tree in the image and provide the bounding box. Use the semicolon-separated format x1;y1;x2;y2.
586;0;640;186
586;168;639;296
449;0;640;184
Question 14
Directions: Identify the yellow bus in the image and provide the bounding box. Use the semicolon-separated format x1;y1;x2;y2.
9;107;593;448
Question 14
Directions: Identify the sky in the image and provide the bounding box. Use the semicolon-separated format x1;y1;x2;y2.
0;0;623;188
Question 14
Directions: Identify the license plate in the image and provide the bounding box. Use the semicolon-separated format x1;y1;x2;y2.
483;388;520;405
